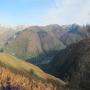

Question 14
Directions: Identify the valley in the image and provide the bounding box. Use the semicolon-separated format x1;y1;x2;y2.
0;24;89;90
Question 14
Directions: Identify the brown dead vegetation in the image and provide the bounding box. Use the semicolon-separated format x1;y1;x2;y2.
0;66;64;90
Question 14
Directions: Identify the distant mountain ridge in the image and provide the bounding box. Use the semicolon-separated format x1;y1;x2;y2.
0;24;89;90
0;24;89;66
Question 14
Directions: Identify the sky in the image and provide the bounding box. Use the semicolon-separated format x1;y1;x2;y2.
0;0;90;25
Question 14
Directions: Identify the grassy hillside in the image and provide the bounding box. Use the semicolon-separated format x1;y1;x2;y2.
0;53;65;90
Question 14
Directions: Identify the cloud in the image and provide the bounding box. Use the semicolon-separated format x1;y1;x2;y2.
43;0;90;25
0;0;90;25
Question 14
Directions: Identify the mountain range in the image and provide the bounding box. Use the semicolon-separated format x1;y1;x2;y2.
0;24;89;90
0;24;88;66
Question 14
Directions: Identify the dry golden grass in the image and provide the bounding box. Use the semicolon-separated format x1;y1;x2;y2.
0;53;65;90
0;66;61;90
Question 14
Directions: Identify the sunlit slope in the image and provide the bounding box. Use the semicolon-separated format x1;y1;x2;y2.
0;53;65;86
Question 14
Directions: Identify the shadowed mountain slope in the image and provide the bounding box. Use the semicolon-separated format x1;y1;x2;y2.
44;38;90;90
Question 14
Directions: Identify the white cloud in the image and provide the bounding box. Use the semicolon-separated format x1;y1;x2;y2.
0;0;90;25
42;0;90;25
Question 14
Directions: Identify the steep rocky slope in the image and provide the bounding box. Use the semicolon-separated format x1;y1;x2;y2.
0;26;16;46
0;25;29;46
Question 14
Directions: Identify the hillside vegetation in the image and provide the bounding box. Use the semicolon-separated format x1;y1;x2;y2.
0;53;65;90
44;38;90;90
